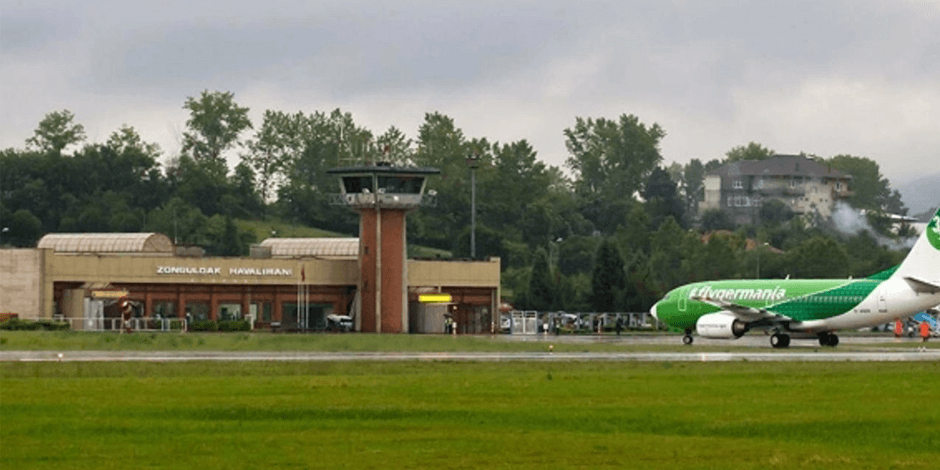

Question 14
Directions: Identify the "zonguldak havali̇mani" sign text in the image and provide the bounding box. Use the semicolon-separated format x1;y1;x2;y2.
156;266;294;276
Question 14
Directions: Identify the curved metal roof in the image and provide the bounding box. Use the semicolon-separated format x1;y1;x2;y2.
259;238;359;258
37;233;174;253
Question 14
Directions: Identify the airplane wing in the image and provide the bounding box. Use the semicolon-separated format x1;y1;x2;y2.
690;296;790;323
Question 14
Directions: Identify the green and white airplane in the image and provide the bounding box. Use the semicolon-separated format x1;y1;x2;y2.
650;205;940;348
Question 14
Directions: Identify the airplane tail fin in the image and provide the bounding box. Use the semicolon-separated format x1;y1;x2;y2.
891;205;940;283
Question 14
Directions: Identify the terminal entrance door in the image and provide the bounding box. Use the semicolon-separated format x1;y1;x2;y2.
281;303;331;331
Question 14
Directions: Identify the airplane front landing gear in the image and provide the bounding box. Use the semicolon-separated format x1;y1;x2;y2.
682;329;693;345
770;333;791;348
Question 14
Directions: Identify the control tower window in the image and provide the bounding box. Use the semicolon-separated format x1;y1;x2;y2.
377;176;424;194
343;176;373;193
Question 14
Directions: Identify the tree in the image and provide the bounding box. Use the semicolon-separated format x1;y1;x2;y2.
146;198;209;246
204;214;252;257
826;155;891;211
172;155;230;217
25;110;86;154
701;209;734;231
786;235;849;278
643;166;685;229
564;114;665;233
182;90;252;164
647;217;691;292
682;158;705;217
410;112;478;249
485;140;557;247
527;247;556;311
6;209;43;247
758;199;794;226
231;162;264;218
685;231;743;281
704;158;723;172
106;124;161;160
102;125;167;211
273;109;361;233
243;110;297;207
591;239;625;312
725;142;774;162
374;126;415;166
556;236;600;276
883;189;907;216
844;231;904;278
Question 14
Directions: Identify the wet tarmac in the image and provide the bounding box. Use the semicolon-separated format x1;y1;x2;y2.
4;347;939;364
4;333;937;363
494;332;933;347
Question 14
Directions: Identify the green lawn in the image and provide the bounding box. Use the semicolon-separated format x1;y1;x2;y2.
2;361;939;469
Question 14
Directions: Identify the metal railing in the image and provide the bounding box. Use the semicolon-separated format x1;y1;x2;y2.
499;311;658;335
55;317;187;332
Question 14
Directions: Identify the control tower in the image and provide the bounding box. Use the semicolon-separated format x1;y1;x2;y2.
328;164;440;333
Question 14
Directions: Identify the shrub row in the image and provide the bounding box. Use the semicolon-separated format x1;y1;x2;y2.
0;318;70;331
188;320;251;332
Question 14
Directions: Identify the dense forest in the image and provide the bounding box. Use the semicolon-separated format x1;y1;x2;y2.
0;90;917;311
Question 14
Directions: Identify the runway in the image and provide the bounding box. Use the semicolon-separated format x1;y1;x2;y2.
4;349;939;363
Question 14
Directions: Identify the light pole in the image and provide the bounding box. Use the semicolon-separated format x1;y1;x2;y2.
466;152;481;259
756;242;769;279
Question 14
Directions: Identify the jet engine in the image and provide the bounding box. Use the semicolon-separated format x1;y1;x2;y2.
695;312;748;339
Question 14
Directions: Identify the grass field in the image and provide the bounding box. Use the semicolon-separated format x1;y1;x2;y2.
2;360;939;470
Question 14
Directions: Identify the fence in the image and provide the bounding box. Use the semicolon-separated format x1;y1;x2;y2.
54;316;187;332
499;311;660;335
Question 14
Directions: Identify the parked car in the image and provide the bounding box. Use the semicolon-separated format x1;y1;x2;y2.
326;314;353;332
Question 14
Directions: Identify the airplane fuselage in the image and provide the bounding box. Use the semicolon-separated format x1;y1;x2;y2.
652;206;940;347
652;278;940;334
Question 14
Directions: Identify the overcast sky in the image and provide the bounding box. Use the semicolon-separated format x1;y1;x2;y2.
2;0;938;188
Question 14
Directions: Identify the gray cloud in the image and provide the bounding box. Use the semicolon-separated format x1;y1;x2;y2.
2;0;938;187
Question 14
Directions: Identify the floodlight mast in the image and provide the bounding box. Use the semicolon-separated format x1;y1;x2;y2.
466;153;481;259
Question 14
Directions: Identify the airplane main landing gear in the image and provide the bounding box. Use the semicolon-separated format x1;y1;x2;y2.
682;329;694;345
770;333;791;348
818;332;839;347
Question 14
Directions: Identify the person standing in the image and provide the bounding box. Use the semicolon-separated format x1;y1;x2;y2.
920;321;930;343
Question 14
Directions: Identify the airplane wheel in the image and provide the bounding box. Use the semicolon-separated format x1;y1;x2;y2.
682;335;693;345
827;334;839;347
818;333;830;347
771;333;790;348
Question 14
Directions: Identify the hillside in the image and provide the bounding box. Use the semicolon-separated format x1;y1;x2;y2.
236;219;452;259
897;172;940;216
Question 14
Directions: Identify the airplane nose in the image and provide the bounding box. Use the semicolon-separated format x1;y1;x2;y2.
650;302;658;321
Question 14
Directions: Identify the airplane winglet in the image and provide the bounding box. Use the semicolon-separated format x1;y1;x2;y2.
903;276;940;294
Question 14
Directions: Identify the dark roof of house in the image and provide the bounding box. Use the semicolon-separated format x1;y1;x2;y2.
708;155;851;180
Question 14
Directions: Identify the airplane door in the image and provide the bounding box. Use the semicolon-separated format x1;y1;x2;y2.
678;292;687;312
878;287;888;313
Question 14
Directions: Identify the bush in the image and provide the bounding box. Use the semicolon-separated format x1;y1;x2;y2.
218;320;251;332
0;318;40;330
189;320;218;332
0;318;69;331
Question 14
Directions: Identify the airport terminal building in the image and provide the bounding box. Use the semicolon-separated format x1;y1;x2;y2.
0;232;501;334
